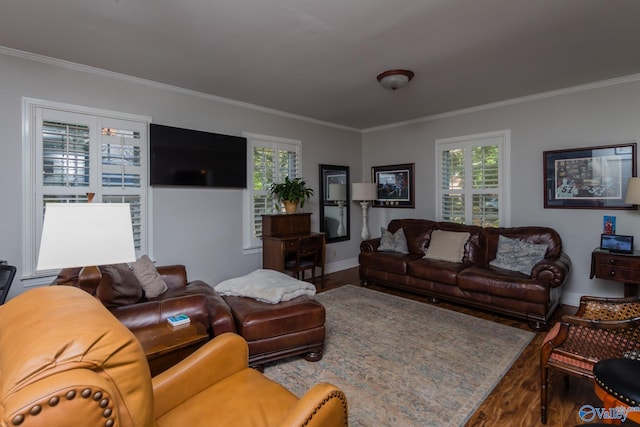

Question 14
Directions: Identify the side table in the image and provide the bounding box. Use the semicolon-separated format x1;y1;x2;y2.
134;321;209;376
590;248;640;297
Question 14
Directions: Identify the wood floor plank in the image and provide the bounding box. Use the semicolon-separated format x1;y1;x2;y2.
318;267;621;426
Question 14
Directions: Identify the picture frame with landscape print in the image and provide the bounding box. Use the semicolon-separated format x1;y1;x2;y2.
372;163;415;208
544;143;637;209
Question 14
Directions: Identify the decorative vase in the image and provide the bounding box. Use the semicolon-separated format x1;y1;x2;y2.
283;200;299;213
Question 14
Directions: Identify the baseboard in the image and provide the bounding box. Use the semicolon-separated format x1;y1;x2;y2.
324;257;359;275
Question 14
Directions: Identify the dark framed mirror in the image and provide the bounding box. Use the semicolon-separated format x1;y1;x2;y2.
319;164;350;243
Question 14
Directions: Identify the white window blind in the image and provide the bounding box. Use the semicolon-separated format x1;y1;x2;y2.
23;99;151;279
243;133;301;250
436;130;510;227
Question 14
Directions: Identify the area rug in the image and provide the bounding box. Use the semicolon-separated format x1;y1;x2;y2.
264;285;534;426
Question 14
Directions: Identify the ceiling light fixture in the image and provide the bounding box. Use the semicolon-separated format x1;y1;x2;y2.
376;69;415;90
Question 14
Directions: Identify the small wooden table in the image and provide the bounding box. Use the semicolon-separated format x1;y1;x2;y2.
590;248;640;297
134;321;209;376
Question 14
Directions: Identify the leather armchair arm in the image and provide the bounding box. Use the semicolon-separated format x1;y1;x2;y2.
275;382;348;427
530;252;572;288
360;238;381;253
152;333;248;418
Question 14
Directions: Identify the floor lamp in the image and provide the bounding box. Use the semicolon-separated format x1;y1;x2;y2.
37;203;137;287
328;183;347;236
352;183;377;240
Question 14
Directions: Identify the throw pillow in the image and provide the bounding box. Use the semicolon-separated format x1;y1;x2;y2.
130;255;168;298
378;227;409;254
423;230;470;263
96;264;144;307
490;235;548;276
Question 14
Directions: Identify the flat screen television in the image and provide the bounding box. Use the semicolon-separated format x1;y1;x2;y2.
150;124;247;188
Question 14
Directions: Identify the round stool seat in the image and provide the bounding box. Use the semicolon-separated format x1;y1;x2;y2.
593;358;640;408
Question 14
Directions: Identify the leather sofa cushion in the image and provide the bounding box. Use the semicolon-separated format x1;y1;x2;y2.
407;259;469;286
97;264;144;307
359;251;421;275
457;266;548;303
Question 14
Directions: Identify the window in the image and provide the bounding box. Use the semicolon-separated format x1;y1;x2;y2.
243;133;301;250
435;130;510;227
22;98;151;279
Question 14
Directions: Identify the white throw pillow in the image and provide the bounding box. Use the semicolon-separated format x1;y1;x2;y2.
423;230;470;263
378;227;409;254
130;255;168;298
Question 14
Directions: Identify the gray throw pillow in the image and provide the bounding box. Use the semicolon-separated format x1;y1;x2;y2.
378;227;409;254
490;235;548;276
130;255;168;298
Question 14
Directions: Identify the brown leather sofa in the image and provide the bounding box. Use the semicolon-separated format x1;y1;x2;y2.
53;264;325;368
0;286;348;427
359;219;572;330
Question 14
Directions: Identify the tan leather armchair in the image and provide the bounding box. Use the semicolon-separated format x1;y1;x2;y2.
0;286;348;427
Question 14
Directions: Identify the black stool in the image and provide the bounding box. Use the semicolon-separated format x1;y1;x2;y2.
593;358;640;424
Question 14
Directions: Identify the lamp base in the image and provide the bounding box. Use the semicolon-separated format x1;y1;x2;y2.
79;265;102;291
359;201;371;240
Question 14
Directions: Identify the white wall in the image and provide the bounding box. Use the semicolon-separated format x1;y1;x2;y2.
0;52;363;300
362;77;640;306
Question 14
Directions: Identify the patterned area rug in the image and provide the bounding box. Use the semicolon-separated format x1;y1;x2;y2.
264;285;534;426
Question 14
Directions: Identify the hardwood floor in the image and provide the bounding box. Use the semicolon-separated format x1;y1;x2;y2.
318;267;625;427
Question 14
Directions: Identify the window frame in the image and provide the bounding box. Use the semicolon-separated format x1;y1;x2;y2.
21;97;153;282
435;130;511;227
242;132;302;252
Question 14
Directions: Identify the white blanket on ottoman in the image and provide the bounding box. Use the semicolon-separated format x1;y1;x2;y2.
214;269;316;304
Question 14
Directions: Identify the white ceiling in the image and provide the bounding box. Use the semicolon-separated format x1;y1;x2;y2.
2;0;640;130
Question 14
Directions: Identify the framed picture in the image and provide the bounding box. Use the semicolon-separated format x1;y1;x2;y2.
543;143;637;209
371;163;415;208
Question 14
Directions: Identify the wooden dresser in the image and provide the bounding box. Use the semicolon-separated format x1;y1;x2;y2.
261;213;325;273
591;248;640;297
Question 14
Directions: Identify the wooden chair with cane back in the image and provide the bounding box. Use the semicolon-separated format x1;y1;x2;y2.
540;295;640;424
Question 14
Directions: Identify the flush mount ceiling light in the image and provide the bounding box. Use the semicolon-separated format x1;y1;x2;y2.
376;69;415;90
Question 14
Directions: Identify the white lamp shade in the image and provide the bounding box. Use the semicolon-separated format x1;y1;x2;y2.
37;203;136;271
625;177;640;205
352;183;378;201
328;183;347;201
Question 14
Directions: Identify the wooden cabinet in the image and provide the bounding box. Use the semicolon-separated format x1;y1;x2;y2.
262;213;311;237
590;249;640;297
261;214;324;280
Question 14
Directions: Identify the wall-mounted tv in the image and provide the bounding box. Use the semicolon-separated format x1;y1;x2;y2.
150;123;247;188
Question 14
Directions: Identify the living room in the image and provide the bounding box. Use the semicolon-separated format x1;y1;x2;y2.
2;7;640;307
2;2;640;424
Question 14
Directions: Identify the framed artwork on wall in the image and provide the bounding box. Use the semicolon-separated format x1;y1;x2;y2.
371;163;415;208
543;143;637;209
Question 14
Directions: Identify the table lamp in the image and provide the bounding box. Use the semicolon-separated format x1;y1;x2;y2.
351;182;377;240
37;203;136;288
625;177;640;205
328;183;347;236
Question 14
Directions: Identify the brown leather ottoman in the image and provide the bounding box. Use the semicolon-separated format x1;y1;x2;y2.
222;294;325;369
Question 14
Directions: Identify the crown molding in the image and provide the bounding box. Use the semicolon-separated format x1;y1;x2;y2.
363;73;640;133
0;46;361;134
3;45;639;135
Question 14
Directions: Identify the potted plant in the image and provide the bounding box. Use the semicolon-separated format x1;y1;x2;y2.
269;176;314;213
